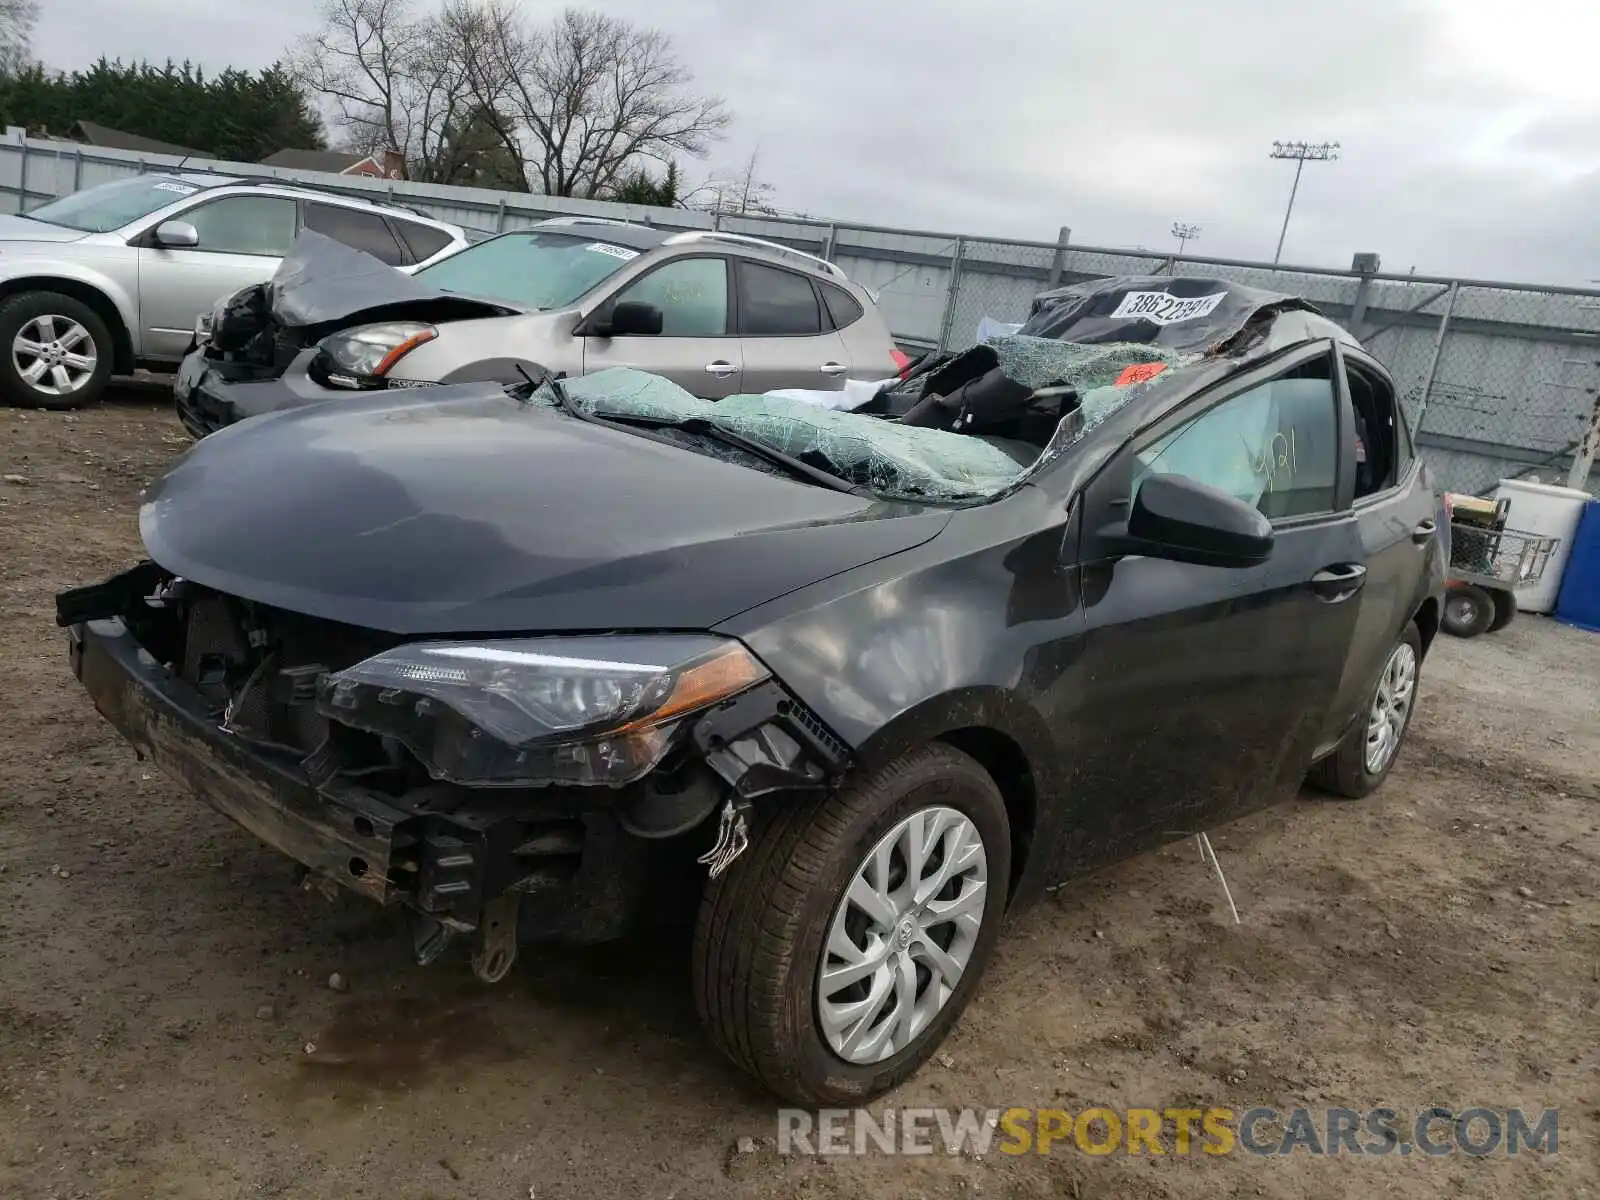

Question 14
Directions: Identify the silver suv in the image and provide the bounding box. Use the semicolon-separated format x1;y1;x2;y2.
0;174;473;410
176;218;907;436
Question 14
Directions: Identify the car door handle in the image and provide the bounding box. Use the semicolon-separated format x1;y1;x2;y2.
1309;563;1368;602
704;361;737;378
819;361;847;376
1412;519;1437;546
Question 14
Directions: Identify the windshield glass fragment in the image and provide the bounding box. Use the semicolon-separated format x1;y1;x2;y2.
534;369;1031;502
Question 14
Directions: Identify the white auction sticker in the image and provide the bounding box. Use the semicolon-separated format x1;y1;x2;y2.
152;181;200;196
1109;289;1226;325
585;242;639;260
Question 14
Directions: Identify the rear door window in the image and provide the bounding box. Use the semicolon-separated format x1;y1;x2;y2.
304;202;407;266
1344;357;1407;499
737;261;823;336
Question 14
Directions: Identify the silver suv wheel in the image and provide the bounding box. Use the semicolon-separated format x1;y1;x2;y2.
13;314;98;398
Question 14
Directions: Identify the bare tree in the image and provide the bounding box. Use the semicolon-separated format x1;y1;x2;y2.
0;0;38;75
292;2;727;195
290;0;488;180
682;148;779;216
452;6;728;197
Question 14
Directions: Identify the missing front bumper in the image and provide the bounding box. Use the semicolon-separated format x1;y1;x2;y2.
68;618;660;941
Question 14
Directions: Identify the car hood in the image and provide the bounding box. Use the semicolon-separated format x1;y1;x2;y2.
140;384;951;635
0;213;90;244
267;231;521;329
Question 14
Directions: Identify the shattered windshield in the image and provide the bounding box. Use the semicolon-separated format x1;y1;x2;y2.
413;230;641;309
533;369;1027;503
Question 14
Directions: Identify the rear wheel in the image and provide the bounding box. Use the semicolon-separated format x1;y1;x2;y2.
1442;584;1495;638
1309;622;1423;799
1486;587;1518;633
0;292;114;411
692;743;1010;1105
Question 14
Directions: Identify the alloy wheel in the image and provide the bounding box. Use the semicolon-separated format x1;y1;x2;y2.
1364;641;1417;774
13;315;97;397
817;805;989;1064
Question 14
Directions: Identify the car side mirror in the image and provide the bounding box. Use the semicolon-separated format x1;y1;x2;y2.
1102;473;1274;568
603;300;663;337
154;220;199;248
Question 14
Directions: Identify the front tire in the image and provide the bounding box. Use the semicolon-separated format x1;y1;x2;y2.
1310;622;1423;799
0;292;115;411
693;743;1010;1105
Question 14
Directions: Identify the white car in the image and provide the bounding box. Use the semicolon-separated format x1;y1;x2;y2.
0;173;476;409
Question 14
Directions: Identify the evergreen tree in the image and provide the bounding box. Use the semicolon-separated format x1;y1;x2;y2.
0;57;325;161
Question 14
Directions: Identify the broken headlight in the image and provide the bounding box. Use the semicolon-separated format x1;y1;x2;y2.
316;635;769;787
317;322;437;389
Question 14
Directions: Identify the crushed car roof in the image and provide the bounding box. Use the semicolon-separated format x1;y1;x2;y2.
1020;274;1360;356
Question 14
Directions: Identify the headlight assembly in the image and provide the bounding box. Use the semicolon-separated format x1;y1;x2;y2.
317;322;436;388
316;635;770;787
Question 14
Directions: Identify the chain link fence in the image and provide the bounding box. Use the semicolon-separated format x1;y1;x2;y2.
3;131;1597;497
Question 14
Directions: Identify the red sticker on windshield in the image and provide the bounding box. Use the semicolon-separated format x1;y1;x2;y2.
1114;362;1167;387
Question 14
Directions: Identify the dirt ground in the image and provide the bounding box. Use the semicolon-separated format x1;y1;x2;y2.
2;389;1597;1200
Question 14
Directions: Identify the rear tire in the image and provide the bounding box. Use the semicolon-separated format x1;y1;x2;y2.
692;743;1010;1105
0;292;115;411
1441;584;1495;638
1486;588;1518;633
1310;622;1423;799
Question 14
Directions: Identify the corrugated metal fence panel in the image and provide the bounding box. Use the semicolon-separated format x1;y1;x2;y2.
2;131;1596;496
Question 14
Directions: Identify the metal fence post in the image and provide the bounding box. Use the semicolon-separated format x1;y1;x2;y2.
1047;226;1071;289
936;237;968;354
822;223;837;263
1410;281;1459;431
495;197;507;232
1348;253;1380;334
72;148;83;192
17;140;26;208
1568;389;1600;491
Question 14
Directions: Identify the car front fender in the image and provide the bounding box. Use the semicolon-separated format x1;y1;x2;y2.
0;258;141;357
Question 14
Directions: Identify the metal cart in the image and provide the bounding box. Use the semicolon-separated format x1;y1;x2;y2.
1443;493;1561;638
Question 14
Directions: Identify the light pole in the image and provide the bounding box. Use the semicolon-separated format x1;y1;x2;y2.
1171;222;1200;257
1269;140;1339;265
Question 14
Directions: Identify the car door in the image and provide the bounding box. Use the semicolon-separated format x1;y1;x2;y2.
734;258;852;392
582;255;743;397
135;193;298;361
1315;347;1440;754
1054;344;1365;869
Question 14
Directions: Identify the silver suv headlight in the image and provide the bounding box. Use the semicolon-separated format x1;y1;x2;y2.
317;322;436;388
316;635;769;787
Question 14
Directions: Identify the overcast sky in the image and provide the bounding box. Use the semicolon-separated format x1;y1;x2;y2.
33;0;1600;285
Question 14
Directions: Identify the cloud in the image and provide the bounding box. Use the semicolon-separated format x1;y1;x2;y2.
32;0;1600;285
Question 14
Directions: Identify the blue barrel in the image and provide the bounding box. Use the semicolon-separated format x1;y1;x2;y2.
1555;499;1600;632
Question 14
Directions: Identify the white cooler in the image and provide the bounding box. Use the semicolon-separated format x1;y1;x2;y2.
1491;479;1594;613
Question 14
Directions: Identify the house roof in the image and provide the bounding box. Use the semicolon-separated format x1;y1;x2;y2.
68;120;202;157
259;148;370;174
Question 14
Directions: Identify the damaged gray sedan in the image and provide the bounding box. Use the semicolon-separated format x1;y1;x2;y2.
57;277;1447;1103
